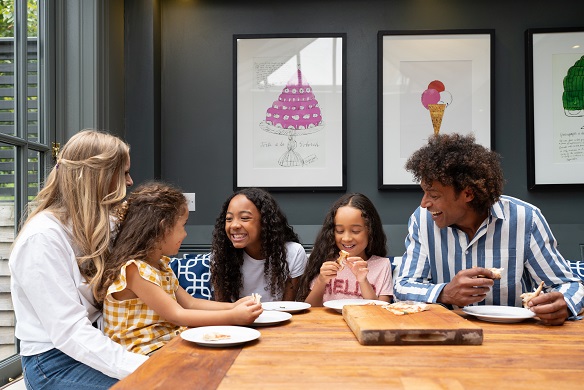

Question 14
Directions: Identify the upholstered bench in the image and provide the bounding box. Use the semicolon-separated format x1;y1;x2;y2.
170;254;403;301
169;253;212;300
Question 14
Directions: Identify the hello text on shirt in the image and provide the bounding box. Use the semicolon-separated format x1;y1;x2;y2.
324;277;378;297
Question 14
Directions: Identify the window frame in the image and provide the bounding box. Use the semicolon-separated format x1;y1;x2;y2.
0;0;118;384
0;0;54;384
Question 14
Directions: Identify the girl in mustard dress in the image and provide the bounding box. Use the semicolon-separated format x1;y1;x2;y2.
97;182;262;355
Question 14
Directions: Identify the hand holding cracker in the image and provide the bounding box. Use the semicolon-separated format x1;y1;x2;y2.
520;281;544;309
475;266;504;279
336;250;349;270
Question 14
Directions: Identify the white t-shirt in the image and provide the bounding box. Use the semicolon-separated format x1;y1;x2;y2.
240;241;307;301
310;255;393;303
9;211;147;379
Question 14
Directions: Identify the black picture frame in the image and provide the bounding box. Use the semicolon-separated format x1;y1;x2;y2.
525;27;584;190
233;33;346;191
378;29;495;190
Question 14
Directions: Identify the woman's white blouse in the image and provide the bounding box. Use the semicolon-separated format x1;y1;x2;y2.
9;211;147;379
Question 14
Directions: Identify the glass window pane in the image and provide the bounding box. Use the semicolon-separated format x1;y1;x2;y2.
27;0;39;143
0;0;48;374
0;143;16;360
0;0;16;137
27;149;39;201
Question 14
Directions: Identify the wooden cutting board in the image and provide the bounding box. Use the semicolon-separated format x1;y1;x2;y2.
343;304;483;345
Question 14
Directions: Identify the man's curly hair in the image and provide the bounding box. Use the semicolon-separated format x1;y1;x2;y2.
405;133;504;212
210;188;300;302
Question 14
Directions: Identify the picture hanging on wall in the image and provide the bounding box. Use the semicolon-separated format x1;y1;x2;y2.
377;30;494;190
234;33;346;191
526;27;584;190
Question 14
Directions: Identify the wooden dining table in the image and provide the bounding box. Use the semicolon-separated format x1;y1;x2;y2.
112;307;584;389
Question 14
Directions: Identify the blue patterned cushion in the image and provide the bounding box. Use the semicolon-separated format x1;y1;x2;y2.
568;260;584;281
170;253;212;300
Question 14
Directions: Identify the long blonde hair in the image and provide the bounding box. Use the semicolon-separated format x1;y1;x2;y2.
20;129;131;300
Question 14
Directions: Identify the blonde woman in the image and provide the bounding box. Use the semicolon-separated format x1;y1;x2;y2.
9;130;147;389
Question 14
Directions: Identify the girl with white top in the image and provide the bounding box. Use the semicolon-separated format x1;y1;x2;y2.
210;188;308;303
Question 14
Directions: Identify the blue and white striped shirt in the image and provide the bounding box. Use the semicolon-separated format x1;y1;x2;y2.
394;196;584;316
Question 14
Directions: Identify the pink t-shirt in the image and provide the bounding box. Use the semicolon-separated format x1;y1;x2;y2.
310;255;393;303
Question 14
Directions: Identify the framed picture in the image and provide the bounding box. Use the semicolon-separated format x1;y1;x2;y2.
234;33;346;191
378;30;494;190
526;27;584;190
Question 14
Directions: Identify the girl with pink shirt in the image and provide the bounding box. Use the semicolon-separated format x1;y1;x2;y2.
297;193;392;306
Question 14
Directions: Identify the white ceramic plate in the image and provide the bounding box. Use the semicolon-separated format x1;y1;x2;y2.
251;311;292;326
462;305;536;323
323;299;388;313
262;301;311;313
181;326;260;347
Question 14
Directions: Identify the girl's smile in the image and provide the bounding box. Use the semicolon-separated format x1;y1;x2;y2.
334;205;369;260
230;233;248;242
225;194;262;259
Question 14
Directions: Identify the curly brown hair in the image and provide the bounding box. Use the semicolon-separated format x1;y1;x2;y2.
405;133;504;212
95;181;187;303
295;193;387;302
210;188;300;302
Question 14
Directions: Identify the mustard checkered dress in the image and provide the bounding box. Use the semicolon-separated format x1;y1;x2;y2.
104;256;186;355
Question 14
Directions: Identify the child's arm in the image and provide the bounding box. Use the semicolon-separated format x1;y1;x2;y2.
282;276;301;301
347;258;390;302
175;289;255;311
124;264;262;327
304;261;340;307
378;294;392;303
175;287;235;310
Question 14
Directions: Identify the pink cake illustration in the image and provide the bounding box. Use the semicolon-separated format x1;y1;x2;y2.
261;69;324;133
260;68;325;167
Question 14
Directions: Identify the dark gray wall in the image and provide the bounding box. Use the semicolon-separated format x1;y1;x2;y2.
124;0;584;259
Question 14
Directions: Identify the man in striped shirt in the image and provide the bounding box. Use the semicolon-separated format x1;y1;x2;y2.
394;133;583;325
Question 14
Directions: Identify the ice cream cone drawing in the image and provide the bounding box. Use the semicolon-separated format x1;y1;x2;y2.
428;103;446;135
421;80;452;135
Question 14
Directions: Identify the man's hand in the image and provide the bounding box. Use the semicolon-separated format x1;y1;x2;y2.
528;292;569;325
438;268;494;307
